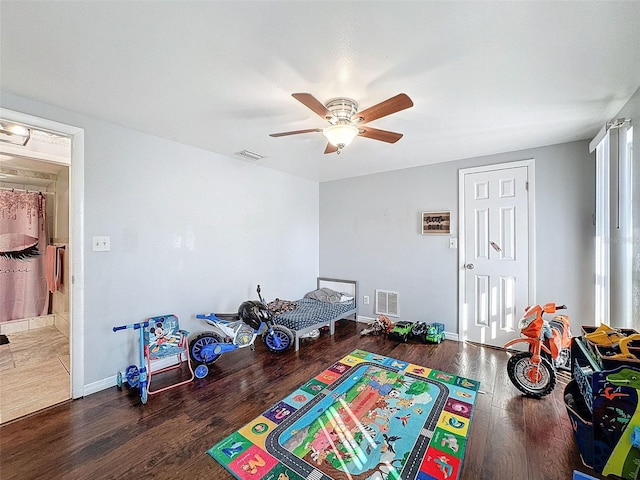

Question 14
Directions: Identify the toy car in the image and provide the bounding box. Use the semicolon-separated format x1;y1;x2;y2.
408;321;429;343
425;323;445;344
388;321;413;342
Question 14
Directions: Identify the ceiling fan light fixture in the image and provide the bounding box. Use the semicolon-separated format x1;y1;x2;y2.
323;124;359;148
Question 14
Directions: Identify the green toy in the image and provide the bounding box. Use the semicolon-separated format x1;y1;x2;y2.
388;321;413;342
426;323;445;344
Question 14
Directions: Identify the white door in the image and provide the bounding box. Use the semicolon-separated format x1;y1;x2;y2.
459;162;533;347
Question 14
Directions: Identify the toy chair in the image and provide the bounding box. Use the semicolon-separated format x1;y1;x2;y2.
144;314;195;395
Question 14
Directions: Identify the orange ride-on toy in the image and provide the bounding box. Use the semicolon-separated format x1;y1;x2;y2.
504;303;572;398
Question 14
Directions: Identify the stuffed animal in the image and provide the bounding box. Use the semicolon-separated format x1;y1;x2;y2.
361;315;394;336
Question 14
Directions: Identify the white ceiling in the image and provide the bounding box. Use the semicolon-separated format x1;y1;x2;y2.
2;1;640;182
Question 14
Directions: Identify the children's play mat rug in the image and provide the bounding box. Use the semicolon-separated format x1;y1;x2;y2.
208;349;480;480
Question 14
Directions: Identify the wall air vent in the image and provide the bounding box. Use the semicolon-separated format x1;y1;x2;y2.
375;289;399;317
234;150;265;161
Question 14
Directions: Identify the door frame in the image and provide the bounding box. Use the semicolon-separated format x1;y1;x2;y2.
457;159;536;343
0;107;85;398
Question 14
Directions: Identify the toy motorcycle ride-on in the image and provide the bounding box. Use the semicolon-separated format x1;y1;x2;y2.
189;288;294;378
504;302;572;398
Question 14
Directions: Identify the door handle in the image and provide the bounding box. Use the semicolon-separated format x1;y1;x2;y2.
465;263;475;270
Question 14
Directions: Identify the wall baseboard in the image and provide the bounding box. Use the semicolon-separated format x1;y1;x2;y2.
83;354;185;397
84;376;117;396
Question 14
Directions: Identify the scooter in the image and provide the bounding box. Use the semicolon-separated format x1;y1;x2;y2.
112;321;150;404
189;286;294;378
504;302;572;398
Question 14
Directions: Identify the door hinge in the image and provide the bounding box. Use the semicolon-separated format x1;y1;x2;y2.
525;181;529;191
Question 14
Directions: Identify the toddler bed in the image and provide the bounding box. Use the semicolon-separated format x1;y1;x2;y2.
269;277;358;351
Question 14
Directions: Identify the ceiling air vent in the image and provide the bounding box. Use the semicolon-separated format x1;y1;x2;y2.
234;150;265;161
375;289;399;317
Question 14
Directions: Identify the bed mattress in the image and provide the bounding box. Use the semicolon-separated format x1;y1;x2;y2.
272;297;355;331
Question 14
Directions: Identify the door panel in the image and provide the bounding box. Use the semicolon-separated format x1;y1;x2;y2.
474;274;490;328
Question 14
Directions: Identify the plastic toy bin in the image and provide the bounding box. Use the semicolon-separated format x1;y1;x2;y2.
564;379;594;469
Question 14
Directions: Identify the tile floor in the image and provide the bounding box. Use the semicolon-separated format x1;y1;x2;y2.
0;326;70;424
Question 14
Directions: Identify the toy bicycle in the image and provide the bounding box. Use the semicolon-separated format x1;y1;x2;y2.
112;321;150;404
504;302;572;398
189;286;294;377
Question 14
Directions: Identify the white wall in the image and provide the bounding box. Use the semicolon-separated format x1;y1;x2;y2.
1;91;320;386
320;140;595;335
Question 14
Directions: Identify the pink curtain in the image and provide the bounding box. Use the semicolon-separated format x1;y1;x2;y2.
0;191;49;322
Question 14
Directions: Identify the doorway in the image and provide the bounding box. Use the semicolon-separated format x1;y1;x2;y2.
0;158;70;422
0;108;85;422
458;160;536;348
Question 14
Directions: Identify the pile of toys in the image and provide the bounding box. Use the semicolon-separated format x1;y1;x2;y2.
360;314;395;336
388;321;445;344
360;316;446;344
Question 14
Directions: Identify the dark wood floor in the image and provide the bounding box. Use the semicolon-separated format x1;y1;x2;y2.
0;320;605;480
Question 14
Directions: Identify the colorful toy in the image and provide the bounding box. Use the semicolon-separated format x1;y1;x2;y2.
113;321;149;403
504;302;572;398
603;334;640;362
360;314;394;336
388;321;413;342
408;321;429;342
189;286;294;377
585;323;627;347
113;314;195;404
426;322;446;344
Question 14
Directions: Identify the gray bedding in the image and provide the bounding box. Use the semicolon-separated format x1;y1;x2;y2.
303;287;352;304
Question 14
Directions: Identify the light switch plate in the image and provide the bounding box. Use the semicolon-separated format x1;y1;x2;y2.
92;236;111;251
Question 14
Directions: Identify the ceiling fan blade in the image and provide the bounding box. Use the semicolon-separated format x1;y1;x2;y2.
358;126;403;143
324;143;338;154
354;93;413;124
292;93;331;119
269;128;322;137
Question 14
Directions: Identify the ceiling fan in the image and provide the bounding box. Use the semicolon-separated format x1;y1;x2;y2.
270;93;414;154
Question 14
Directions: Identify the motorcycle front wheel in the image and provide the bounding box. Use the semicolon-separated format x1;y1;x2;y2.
263;325;294;353
507;351;556;398
190;332;224;365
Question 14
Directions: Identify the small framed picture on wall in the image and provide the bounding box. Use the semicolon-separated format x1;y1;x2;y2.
422;211;451;235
